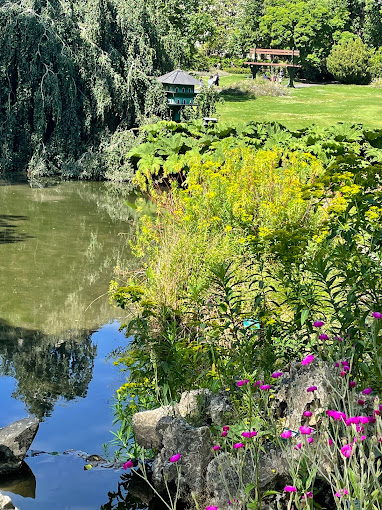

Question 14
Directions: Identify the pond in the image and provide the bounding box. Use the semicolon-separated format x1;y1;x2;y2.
0;177;140;509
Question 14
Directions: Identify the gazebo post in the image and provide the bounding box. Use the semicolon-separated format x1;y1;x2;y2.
287;67;296;88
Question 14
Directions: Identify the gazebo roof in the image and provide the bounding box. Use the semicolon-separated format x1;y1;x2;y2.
158;69;199;86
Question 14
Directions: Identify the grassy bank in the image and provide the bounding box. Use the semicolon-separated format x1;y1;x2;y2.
217;75;382;129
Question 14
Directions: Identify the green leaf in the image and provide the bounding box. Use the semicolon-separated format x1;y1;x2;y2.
263;490;279;496
245;483;256;495
301;309;309;325
84;464;93;470
348;468;358;494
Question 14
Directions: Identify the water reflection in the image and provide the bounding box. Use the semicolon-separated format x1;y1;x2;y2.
0;462;36;498
0;319;96;419
0;215;33;244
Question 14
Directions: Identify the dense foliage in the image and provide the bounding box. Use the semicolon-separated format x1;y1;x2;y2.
327;36;372;84
110;120;382;462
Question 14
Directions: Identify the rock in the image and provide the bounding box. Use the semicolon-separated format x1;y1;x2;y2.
132;406;177;449
0;492;19;510
0;461;36;498
152;416;212;497
272;359;333;431
132;390;233;449
206;443;288;508
0;418;39;474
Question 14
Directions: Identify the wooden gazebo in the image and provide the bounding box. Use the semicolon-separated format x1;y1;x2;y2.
245;48;301;87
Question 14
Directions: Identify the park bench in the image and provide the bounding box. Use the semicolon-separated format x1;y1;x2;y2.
245;48;301;87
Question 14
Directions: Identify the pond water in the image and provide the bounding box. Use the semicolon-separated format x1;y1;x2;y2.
0;177;140;509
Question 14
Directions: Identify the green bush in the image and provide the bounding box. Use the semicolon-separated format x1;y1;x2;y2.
327;37;372;84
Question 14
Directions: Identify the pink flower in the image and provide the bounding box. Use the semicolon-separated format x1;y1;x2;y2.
241;431;251;438
358;399;365;406
327;410;346;421
301;355;315;366
313;321;324;328
340;370;347;377
170;453;181;463
223;426;230;431
123;460;134;469
271;371;282;378
303;411;312;417
341;444;353;458
237;380;247;387
299;426;312;435
254;380;264;386
358;416;370;424
334;336;343;341
362;388;372;395
307;437;314;444
319;334;329;340
349;381;356;388
369;416;376;424
341;360;350;366
345;417;360;426
250;430;258;437
372;312;382;319
260;384;271;391
335;489;349;497
206;506;218;510
307;386;317;392
379;404;382;410
328;438;333;446
303;491;313;499
221;431;228;437
233;443;244;449
281;430;292;439
284;486;297;493
213;445;221;451
294;443;302;450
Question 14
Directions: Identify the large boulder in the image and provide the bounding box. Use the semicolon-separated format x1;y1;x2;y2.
152;416;212;497
0;492;19;510
0;418;39;474
272;359;333;431
206;443;289;508
132;390;233;449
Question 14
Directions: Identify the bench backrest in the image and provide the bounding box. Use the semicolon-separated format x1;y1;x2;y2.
250;48;300;56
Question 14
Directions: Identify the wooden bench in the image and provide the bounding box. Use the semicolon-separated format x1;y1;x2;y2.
245;48;301;87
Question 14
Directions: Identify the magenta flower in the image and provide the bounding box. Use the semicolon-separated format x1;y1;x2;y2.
294;443;302;450
345;417;360;426
362;388;372;395
328;438;333;446
319;333;329;340
358;399;365;406
303;411;312;417
223;426;230;431
123;460;134;469
213;445;221;451
254;380;264;386
335;489;349;497
271;371;283;378
284;486;297;493
170;453;181;463
369;416;376;424
341;360;350;366
334;336;343;341
340;444;353;458
206;506;218;510
379;404;382;410
241;431;251;438
299;425;312;435
237;380;246;387
327;410;346;421
233;443;244;449
307;437;314;444
250;430;258;437
221;430;228;437
280;430;292;439
260;384;271;391
303;491;313;499
358;416;370;424
349;381;356;388
301;355;315;366
307;386;317;392
372;312;382;319
313;321;324;328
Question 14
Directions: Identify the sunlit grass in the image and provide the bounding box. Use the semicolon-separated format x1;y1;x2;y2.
217;74;382;129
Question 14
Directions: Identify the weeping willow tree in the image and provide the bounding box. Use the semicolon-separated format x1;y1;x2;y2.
0;0;174;174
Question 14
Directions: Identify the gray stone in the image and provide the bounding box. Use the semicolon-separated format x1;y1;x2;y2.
208;392;234;426
206;443;288;508
132;406;177;449
0;418;39;474
0;492;19;510
177;389;211;426
272;359;333;431
152;416;212;497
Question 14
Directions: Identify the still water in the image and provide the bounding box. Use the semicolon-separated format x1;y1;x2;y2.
0;178;140;509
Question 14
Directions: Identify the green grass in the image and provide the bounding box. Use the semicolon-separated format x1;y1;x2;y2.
217;75;382;129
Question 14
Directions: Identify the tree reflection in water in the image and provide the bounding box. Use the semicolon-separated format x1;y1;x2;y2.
0;318;96;419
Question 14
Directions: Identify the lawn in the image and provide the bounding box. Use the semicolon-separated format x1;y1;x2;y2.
216;74;382;129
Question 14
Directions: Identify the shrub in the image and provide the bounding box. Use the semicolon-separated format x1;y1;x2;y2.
327;37;372;84
222;78;290;98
